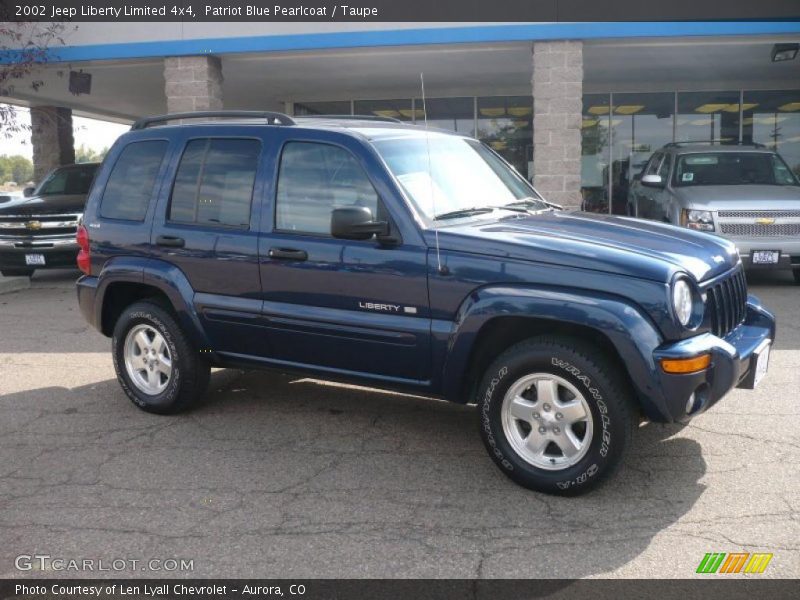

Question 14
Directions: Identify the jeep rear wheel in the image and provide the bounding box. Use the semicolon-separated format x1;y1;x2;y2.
112;301;209;414
477;335;635;495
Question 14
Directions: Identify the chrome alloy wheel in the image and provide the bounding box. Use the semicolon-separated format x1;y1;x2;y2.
501;373;593;470
123;324;172;395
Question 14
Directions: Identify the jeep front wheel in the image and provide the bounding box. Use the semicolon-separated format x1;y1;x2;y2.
477;335;635;495
112;301;210;414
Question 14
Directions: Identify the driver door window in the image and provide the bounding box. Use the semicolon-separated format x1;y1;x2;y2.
275;142;379;234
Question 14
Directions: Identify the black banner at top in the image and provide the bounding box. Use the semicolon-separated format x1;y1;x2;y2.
2;0;800;22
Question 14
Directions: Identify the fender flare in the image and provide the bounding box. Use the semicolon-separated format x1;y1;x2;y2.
94;257;213;352
440;285;670;421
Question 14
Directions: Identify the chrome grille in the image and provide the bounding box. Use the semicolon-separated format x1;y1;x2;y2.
0;213;80;240
703;268;748;338
719;222;800;237
718;210;800;219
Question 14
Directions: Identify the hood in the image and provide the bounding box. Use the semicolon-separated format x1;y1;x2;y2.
674;185;800;211
0;193;86;216
433;210;739;283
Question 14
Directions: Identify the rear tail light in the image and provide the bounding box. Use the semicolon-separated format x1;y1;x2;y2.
76;224;91;275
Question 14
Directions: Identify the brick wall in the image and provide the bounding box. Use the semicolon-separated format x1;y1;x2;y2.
30;106;75;183
164;55;223;113
531;41;583;210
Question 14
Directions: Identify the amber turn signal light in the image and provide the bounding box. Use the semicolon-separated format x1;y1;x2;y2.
660;353;711;374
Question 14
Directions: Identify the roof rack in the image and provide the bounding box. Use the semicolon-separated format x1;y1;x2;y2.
131;111;295;130
663;141;767;149
295;114;404;124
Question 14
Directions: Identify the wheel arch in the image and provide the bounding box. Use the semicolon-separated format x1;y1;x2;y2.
95;257;213;352
440;285;668;421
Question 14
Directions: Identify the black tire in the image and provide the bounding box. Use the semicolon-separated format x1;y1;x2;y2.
477;335;636;496
1;268;34;278
112;300;210;415
793;269;800;285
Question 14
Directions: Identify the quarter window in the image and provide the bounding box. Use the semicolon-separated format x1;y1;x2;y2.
275;142;378;235
100;141;167;221
644;153;663;176
169;138;260;228
657;153;672;179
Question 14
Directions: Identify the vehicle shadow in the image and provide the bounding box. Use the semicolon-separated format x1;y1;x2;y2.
0;367;706;579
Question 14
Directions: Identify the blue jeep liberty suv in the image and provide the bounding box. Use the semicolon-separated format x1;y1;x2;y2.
76;112;776;495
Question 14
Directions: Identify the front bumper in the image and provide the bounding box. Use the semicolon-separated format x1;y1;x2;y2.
651;296;775;423
731;237;800;270
0;238;79;270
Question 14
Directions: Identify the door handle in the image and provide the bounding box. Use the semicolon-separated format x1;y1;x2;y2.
268;247;308;261
156;235;185;248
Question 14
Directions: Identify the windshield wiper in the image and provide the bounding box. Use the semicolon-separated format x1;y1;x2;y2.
503;197;549;211
433;207;496;221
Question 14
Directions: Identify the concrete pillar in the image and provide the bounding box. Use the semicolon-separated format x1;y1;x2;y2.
531;41;583;210
30;106;74;183
164;55;223;113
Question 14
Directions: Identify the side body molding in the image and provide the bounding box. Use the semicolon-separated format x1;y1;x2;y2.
438;285;669;420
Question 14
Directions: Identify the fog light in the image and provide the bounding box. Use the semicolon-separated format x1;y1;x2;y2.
685;393;697;414
660;353;711;374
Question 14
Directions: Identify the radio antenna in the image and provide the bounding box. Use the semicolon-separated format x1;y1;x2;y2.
420;72;445;275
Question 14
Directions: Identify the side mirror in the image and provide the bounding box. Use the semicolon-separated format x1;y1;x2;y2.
641;174;664;187
22;186;35;197
331;206;389;241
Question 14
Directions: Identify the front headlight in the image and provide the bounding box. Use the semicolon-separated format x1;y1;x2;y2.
681;209;714;231
672;279;694;327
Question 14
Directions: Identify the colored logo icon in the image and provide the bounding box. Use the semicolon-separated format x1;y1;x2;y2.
696;552;773;574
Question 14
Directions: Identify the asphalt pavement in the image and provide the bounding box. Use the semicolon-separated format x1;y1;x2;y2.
0;269;798;578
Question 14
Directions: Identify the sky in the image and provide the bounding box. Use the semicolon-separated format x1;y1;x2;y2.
1;106;129;159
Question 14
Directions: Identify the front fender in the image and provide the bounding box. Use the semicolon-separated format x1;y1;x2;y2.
440;285;671;420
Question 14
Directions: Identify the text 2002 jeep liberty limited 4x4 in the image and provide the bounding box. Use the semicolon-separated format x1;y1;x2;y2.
76;112;776;495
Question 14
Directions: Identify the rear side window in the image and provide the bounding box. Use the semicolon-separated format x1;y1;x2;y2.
168;138;260;228
275;142;378;235
100;141;167;221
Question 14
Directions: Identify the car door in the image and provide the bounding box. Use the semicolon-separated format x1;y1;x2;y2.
257;133;431;383
149;129;268;356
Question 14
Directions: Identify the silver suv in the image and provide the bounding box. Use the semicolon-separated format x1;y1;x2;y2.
628;143;800;284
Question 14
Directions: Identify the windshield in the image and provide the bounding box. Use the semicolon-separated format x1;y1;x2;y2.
673;152;798;187
372;135;546;221
35;165;98;196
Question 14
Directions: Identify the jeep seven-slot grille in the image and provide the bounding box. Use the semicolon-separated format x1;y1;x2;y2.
704;268;748;338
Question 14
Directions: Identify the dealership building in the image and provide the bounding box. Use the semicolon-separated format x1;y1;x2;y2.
3;21;800;211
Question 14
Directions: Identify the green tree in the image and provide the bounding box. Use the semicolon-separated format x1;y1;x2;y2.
75;144;108;163
0;154;33;184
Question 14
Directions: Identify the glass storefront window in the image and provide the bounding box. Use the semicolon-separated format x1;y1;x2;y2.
581;94;610;214
742;90;800;178
676;91;740;144
294;101;352;116
416;97;474;134
609;92;675;215
476;96;533;179
354;99;416;122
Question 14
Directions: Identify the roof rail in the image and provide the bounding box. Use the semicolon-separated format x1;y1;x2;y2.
131;111;295;130
295;114;404;124
663;140;767;149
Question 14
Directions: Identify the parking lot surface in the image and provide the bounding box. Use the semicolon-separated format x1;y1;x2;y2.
1;269;798;578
